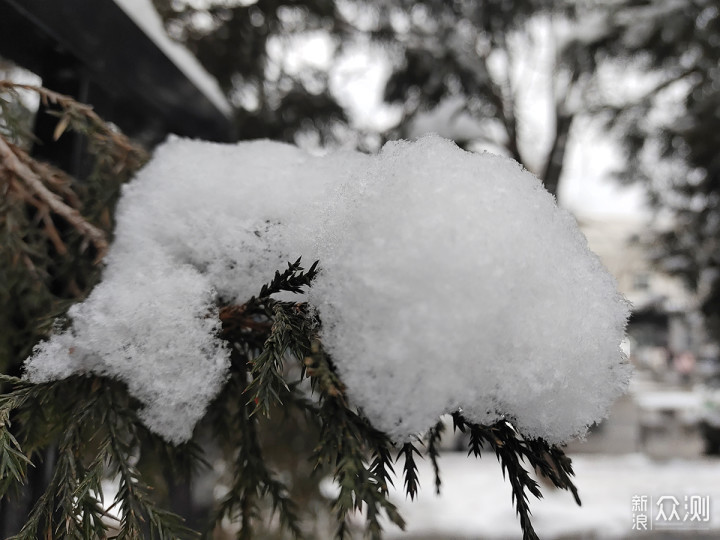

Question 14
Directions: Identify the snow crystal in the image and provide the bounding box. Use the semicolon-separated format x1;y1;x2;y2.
309;136;631;443
24;134;630;445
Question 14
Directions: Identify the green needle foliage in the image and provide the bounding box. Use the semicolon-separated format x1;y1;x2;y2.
0;259;581;540
0;375;198;540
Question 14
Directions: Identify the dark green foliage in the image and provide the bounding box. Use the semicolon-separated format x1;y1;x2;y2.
0;259;581;539
0;375;34;498
0;81;148;375
397;444;420;501
426;420;444;495
452;413;581;540
211;347;303;540
256;258;319;298
310;357;404;539
0;375;197;540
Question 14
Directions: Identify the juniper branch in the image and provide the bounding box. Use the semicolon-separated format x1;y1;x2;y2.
451;414;580;540
426;420;444;495
9;381;109;540
104;389;198;540
0;256;583;540
398;443;421;501
307;342;405;540
0;135;109;258
524;438;581;505
0;376;197;540
213;350;302;539
246;303;297;416
255;258;319;300
0;376;48;498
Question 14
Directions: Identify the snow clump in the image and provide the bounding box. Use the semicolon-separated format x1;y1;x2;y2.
24;138;368;444
24;134;630;445
310;136;630;443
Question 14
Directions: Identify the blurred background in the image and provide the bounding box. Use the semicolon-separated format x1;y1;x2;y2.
1;0;719;537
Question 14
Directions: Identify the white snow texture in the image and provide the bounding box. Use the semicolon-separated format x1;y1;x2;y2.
24;135;630;444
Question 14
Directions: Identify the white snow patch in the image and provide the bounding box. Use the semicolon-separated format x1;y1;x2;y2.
23;254;229;444
25;135;629;444
310;136;630;443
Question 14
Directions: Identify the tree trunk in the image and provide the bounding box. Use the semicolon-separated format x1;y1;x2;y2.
541;112;574;198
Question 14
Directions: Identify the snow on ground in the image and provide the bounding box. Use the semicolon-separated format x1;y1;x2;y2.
634;391;704;413
382;452;720;539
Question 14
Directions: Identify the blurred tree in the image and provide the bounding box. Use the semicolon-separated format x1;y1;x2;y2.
152;0;619;195
576;0;720;345
379;0;598;196
151;0;349;145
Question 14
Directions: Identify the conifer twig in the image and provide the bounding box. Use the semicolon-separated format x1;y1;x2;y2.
427;420;445;495
398;443;421;501
0;135;108;258
212;350;302;539
306;341;405;539
451;413;580;540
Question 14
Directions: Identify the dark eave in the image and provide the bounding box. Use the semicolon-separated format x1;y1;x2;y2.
0;0;235;142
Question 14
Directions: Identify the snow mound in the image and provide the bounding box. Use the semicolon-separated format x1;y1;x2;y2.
24;134;630;444
310;136;630;443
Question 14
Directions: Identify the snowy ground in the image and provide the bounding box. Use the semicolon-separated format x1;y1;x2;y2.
382;452;720;539
374;370;720;539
